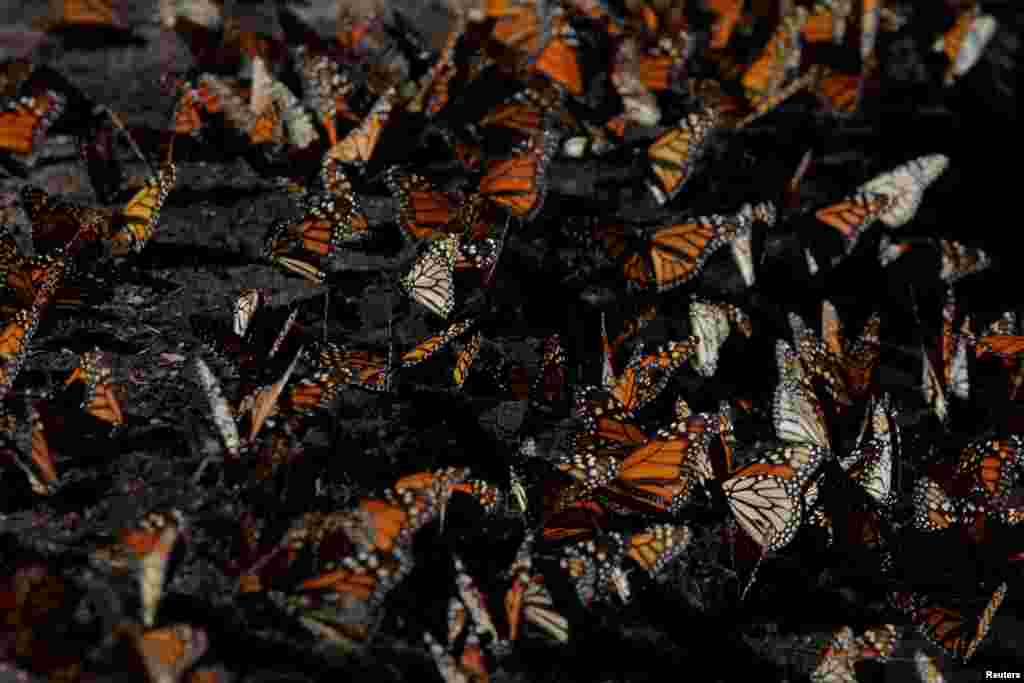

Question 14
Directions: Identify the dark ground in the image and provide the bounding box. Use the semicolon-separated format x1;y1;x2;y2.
1;1;1022;682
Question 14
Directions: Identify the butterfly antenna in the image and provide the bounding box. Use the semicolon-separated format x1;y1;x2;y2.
97;104;157;179
484;215;511;288
739;549;767;602
165;129;176;166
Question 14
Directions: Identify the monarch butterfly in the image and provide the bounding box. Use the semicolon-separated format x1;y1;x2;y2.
600;208;750;293
901;582;1008;662
386;167;493;242
530;333;567;408
860;154;949;229
245;424;302;488
721;350;826;559
956;437;1022;506
236;349;302;442
402;234;459;320
809;625;859;683
505;534;569;643
322;86;397;171
0;259;64;401
984;311;1019;337
407;14;464;117
813;67;863;117
486;0;552;56
115;622;209;683
190;302;297;377
249;57;285;146
858;624;899;660
480;92;549;136
561;411;649;491
253;56;319;149
610;37;661;127
292;47;357;147
540;481;602;544
977;314;1024;398
838;395;896;506
579;338;697;423
20;185;107;256
730;222;757;287
603;304;659;367
392;466;473;532
974;335;1024;359
646;105;719;205
0;228;61;308
559;532;631;606
740;7;808;106
230;288;262;339
255;506;407;640
451;555;499;643
285;344;390;415
424;631;489;683
801;0;853;44
171;81;209;138
3;402;58;496
110;161;177;257
876;234;915;268
263;189;370;283
258;472;463;634
192;356;242;458
91;509;187;627
532;13;585;97
602;415;717;514
734;68;820;130
859;0;881;62
914;650;946;683
46;0;130;29
939;288;972;404
77;108;124;205
63;349;124;427
773;337;832;455
810;624;898;683
933;5;997;86
689;299;750;378
625;523;693;577
478;121;559;220
938;239;991;284
196;73;261;140
394;318;474;371
706;0;743;49
814;191;891;256
720;445;819;557
0;59;36;98
599;313;616;390
159;0;223;29
559;523;688;606
639;35;688;93
911;475;962;533
453;332;482;389
450;478;503;518
789;302;875;406
21;163;175;259
0;89;66;158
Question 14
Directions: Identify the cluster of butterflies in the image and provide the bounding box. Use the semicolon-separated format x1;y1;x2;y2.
2;0;1019;682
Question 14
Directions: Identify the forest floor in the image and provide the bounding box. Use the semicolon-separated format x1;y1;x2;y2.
1;1;1023;682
